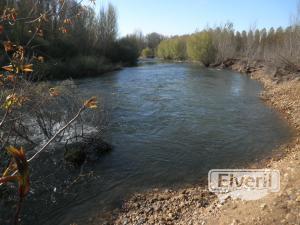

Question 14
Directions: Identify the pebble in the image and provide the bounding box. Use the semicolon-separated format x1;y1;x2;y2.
287;200;294;207
285;213;293;220
150;198;157;203
286;189;293;195
230;219;240;225
145;207;154;214
280;219;286;224
260;203;267;210
154;205;161;212
178;193;186;199
231;203;237;209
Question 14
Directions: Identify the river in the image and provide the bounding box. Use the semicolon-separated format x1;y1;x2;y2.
2;61;293;225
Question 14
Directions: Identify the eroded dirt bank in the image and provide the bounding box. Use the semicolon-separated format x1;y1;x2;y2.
100;60;300;225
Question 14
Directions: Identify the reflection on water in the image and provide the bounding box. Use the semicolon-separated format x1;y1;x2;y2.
9;61;293;225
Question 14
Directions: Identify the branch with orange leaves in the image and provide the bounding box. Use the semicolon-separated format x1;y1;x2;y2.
28;96;97;162
0;78;18;129
0;96;97;183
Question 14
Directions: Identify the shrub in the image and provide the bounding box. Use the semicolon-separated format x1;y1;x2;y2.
156;38;187;60
187;32;217;66
141;47;154;58
116;37;140;66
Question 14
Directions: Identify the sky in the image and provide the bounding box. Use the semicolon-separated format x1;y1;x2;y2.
92;0;299;36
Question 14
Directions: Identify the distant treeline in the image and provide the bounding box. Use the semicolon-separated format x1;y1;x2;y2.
0;0;150;79
3;1;300;79
155;22;300;69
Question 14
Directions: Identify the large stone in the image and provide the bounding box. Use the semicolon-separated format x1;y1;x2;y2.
64;137;112;165
64;142;86;166
85;138;112;161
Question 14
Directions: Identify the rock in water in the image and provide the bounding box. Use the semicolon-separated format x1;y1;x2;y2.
64;142;86;166
84;138;112;161
64;137;112;165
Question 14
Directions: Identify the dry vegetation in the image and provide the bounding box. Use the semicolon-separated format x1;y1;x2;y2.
0;1;107;224
0;0;145;80
156;20;300;71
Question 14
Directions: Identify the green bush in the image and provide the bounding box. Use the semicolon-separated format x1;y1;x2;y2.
156;38;187;60
186;32;216;66
116;37;140;66
141;47;154;58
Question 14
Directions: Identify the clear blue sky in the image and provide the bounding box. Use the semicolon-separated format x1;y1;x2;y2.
93;0;299;36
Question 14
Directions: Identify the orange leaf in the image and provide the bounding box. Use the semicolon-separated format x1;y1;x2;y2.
0;175;18;184
6;74;16;82
2;93;27;109
2;160;17;177
63;19;72;25
84;96;97;109
21;64;33;73
6;146;30;197
2;64;14;72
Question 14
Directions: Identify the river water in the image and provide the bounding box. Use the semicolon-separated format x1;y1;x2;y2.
1;61;293;225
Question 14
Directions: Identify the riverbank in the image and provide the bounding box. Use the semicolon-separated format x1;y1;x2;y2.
111;60;300;225
35;56;123;80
